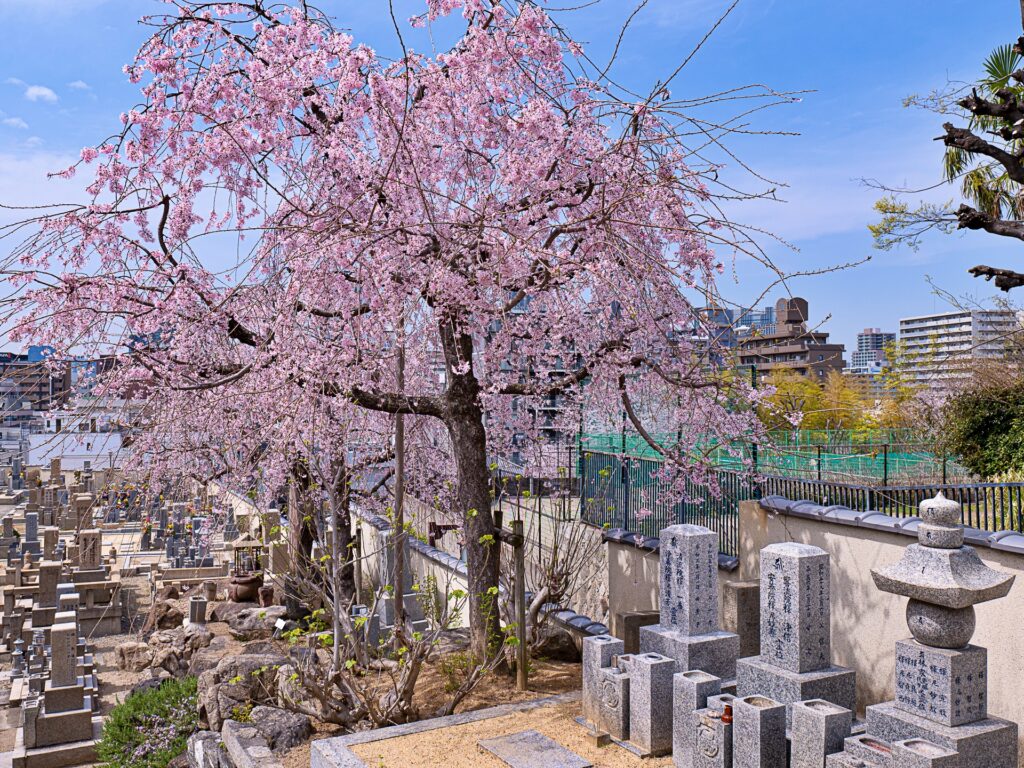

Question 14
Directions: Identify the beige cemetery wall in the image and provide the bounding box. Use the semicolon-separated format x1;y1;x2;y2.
606;503;1024;762
354;513;471;629
736;499;1024;735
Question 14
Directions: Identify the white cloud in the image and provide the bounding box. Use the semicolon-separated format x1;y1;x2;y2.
4;77;24;86
2;117;28;129
24;85;57;103
67;80;90;91
24;136;43;147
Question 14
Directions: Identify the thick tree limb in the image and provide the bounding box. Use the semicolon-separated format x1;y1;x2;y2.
940;123;1024;184
955;204;1024;242
968;265;1024;291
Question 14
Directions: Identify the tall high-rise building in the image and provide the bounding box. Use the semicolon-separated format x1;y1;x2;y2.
848;328;896;375
898;309;1022;389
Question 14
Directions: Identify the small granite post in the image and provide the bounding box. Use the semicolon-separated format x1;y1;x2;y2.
582;634;624;729
189;595;208;625
733;695;787;768
628;652;676;756
862;493;1018;768
674;670;723;768
791;699;853;768
639;525;740;680
736;543;855;725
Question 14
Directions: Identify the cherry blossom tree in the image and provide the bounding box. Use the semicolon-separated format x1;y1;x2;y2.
2;0;788;658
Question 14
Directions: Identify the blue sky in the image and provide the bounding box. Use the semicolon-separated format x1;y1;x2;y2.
0;0;1019;353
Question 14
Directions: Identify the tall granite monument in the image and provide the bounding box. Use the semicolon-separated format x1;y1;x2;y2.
639;524;740;680
736;542;855;725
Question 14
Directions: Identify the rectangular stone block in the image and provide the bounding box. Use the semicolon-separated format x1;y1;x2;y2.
597;666;630;740
611;610;659;654
79;530;101;570
44;680;85;714
582;635;623;729
733;695;787;768
791;699;854;768
640;625;739;680
723;580;761;658
49;622;77;688
867;701;1017;768
628;652;675;756
759;543;831;674
687;707;733;768
892;739;959;768
675;671;723;767
36;562;60;609
894;640;986;726
659;525;721;635
736;655;855;728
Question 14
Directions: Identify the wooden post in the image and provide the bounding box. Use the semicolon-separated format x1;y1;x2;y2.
353;527;362;605
512;518;527;691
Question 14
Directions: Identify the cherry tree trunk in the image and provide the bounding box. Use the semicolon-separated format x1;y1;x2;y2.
446;394;502;660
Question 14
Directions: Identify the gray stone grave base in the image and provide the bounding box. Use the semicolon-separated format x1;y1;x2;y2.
8;715;102;768
866;701;1018;768
311;691;581;768
638;625;740;680
736;655;856;727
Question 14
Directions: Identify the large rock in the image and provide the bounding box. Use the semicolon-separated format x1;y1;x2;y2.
145;599;184;631
535;624;581;662
227;606;288;640
198;653;288;731
156;585;180;601
188;637;230;678
209;601;249;623
187;730;230;768
116;641;153;672
250;705;311;753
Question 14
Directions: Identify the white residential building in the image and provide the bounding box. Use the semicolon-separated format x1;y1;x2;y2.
898;309;1022;389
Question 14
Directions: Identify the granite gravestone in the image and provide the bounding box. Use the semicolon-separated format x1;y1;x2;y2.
639;525;740;680
736;542;855;726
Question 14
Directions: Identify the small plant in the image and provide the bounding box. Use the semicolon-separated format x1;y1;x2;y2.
437;651;479;694
96;677;198;768
229;702;254;723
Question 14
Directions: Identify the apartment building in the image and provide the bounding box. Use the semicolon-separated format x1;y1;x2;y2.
898;309;1022;388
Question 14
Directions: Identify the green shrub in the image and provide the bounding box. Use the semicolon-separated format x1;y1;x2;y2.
97;677;198;768
437;650;478;694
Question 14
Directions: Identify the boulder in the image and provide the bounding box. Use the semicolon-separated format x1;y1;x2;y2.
534;624;581;662
240;640;280;656
116;641;153;672
186;730;229;768
156;585;180;601
198;653;288;731
145;599;184;631
227;605;288;640
208;601;248;623
250;705;311;753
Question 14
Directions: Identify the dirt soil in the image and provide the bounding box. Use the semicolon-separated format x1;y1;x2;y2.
348;699;672;768
279;657;583;768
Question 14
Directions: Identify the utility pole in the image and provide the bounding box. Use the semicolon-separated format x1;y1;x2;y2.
393;341;406;636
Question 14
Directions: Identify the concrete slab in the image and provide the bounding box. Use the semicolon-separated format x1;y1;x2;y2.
477;729;592;768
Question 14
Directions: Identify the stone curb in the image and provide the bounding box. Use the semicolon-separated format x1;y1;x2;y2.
310;691;581;768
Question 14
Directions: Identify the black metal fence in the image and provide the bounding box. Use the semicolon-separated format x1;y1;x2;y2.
579;451;748;556
579;451;1024;557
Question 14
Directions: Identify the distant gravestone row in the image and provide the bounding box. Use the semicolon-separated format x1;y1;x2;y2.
582;495;1017;768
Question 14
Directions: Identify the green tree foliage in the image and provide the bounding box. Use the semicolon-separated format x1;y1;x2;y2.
97;677;198;768
944;381;1024;478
